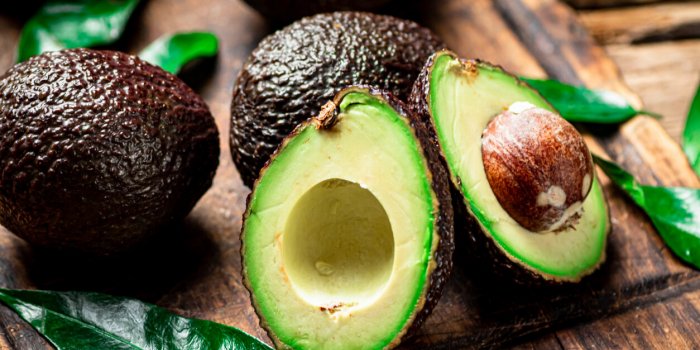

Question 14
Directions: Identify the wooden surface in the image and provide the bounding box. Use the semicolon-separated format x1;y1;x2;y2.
579;1;700;44
0;0;699;349
578;1;700;143
563;0;666;9
606;39;700;143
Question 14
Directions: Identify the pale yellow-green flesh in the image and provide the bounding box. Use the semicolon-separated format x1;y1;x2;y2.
244;92;436;349
283;178;395;307
430;54;608;279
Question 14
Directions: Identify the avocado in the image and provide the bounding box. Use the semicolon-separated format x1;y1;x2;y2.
409;50;609;283
230;11;444;187
0;49;219;256
242;87;454;349
242;0;393;23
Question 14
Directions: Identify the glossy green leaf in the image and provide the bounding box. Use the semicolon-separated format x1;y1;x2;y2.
0;288;272;350
522;77;661;124
138;32;219;74
593;155;700;269
682;83;700;175
17;0;140;62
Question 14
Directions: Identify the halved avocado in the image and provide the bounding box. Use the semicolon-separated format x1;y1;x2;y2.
241;87;453;349
409;50;609;283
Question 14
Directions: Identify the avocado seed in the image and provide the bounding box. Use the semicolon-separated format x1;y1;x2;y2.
481;102;593;233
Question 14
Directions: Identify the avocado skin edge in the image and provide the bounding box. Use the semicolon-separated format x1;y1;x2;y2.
407;50;610;285
230;11;445;188
0;49;220;257
240;86;454;349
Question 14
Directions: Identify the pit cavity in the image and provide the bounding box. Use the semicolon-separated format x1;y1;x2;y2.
283;178;395;311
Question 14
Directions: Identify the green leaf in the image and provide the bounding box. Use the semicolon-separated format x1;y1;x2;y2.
682;83;700;175
138;32;219;74
522;77;661;124
0;288;272;350
593;155;700;269
17;0;140;63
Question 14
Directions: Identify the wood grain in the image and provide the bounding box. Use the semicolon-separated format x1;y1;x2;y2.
563;0;666;9
516;284;700;349
0;0;699;349
606;40;700;142
578;1;700;44
0;16;20;71
577;1;700;145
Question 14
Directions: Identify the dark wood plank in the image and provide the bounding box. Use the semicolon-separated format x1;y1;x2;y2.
554;288;700;349
421;0;546;78
0;0;698;349
563;0;665;9
0;305;52;350
0;14;21;73
578;2;700;45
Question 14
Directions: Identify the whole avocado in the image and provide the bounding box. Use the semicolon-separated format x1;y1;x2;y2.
230;12;444;186
242;0;393;23
0;49;219;256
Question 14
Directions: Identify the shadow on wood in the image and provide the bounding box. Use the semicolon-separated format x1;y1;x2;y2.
25;217;219;304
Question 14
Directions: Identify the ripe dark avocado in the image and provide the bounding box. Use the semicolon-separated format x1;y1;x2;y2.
409;50;610;284
242;0;393;23
241;87;453;349
0;49;219;256
230;11;444;187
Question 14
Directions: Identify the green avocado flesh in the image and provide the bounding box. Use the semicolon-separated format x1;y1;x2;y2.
243;91;437;349
428;53;608;280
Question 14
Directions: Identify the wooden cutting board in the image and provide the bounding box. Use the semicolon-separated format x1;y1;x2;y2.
0;0;699;348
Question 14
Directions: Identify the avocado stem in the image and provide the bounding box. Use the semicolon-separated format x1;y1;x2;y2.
316;101;339;129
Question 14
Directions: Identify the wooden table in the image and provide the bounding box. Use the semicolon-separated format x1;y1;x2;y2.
576;0;700;143
0;0;699;348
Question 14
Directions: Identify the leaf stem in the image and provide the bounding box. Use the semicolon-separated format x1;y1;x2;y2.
637;109;662;119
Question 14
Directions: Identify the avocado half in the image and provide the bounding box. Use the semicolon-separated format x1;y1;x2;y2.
230;11;444;187
241;87;454;349
0;49;219;256
409;50;610;283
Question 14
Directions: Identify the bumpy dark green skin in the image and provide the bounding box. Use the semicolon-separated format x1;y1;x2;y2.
0;49;219;256
241;87;454;348
230;12;444;187
408;51;608;285
243;0;394;23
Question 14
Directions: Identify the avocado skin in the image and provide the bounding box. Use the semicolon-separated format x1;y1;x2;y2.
230;12;444;187
0;49;219;256
243;0;393;23
241;87;454;348
408;51;609;284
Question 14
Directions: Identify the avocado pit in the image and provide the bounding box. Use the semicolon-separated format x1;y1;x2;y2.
481;102;594;233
